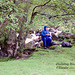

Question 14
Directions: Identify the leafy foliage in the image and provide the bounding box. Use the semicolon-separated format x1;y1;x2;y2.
0;0;75;57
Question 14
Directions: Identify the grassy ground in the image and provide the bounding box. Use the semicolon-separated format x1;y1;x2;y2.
0;46;75;75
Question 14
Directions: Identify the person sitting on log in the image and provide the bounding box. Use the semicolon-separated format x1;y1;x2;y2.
41;25;52;49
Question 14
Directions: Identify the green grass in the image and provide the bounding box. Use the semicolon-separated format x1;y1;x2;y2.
0;57;15;62
0;46;75;75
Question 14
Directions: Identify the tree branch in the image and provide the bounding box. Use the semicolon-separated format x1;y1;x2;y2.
32;0;51;12
30;0;51;24
37;12;75;19
49;13;75;19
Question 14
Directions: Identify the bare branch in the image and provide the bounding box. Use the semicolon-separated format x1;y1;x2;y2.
33;0;51;12
37;12;75;19
30;0;51;24
49;13;75;19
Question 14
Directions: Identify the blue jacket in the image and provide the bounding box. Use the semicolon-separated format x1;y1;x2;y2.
41;25;51;40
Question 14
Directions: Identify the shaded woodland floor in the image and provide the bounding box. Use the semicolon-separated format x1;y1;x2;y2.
0;46;75;75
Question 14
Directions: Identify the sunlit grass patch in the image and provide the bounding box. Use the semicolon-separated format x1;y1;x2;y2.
0;46;75;75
